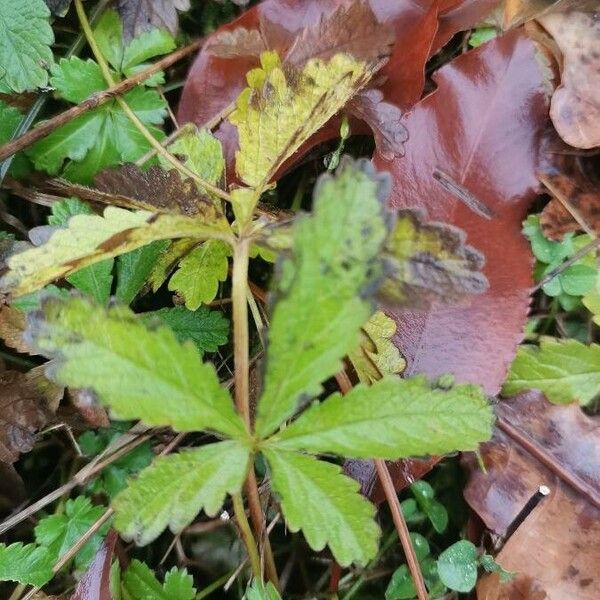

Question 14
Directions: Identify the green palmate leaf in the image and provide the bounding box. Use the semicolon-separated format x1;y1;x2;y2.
255;158;392;437
0;206;229;297
268;375;492;459
141;306;229;353
436;540;478;593
50;57;106;104
524;215;597;306
94;9;124;73
115;240;169;305
95;10;175;76
34;496;109;570
27;110;105;174
27;295;245;437
27;58;167;182
229;51;376;188
48;198;114;304
503;338;600;405
0;543;53;587
0;0;54;92
169;240;231;310
122;560;196;600
263;448;379;566
114;441;249;545
348;310;405;383
159;126;224;185
379;209;488;307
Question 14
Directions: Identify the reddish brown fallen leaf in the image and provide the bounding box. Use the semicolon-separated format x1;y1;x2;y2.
345;30;551;499
178;0;500;164
379;29;550;394
463;391;600;599
0;368;60;463
71;530;117;600
538;10;600;149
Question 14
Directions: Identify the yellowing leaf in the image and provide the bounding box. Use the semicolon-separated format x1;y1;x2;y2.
583;276;600;326
348;311;405;383
229;51;375;188
380;209;488;308
160;126;224;188
0;207;231;297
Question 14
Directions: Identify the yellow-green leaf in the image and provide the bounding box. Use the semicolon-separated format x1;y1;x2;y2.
168;240;231;310
114;441;249;545
503;338;600;405
0;207;231;297
229;51;375;188
27;295;245;437
379;209;488;307
348;311;405;383
255;158;391;438
263;448;379;567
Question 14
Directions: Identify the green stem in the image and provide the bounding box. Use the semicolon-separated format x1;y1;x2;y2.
73;0;231;203
232;493;261;579
232;238;279;588
233;239;252;430
195;569;236;599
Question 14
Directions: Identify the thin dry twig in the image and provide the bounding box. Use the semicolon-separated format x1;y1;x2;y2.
0;425;152;536
374;460;428;600
334;371;428;600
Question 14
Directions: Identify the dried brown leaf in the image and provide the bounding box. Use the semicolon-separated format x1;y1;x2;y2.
117;0;190;41
502;0;598;29
205;27;268;59
284;1;395;66
540;171;600;239
464;391;600;599
0;305;33;354
347;29;551;501
0;368;60;463
539;10;600;149
48;164;224;218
